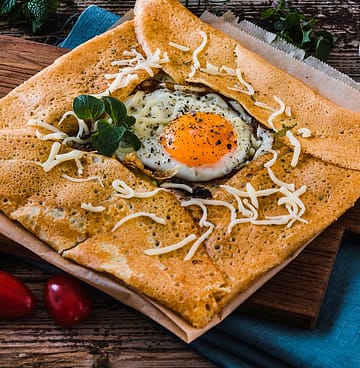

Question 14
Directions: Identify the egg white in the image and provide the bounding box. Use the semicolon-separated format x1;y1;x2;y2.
117;88;273;182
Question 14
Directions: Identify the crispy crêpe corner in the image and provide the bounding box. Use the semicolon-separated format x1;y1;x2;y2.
202;148;360;303
0;20;153;133
134;0;360;171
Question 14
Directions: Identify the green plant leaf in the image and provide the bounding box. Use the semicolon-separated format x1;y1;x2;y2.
315;36;331;61
123;130;141;151
0;0;17;15
123;115;136;128
73;95;105;122
23;0;59;33
102;96;127;125
259;0;336;61
90;120;126;157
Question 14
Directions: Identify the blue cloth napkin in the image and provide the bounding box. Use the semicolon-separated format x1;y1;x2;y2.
60;6;360;368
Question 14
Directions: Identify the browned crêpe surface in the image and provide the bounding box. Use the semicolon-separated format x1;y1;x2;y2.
134;0;360;171
0;20;153;133
0;128;229;328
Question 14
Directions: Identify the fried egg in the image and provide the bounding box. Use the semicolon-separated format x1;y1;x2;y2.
118;88;273;182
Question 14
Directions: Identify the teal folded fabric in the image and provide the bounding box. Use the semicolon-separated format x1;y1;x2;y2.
59;5;120;49
191;238;360;367
59;6;360;368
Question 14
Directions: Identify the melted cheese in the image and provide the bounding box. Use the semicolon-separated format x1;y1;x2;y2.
227;68;255;96
268;96;286;132
297;127;312;138
143;234;197;256
99;48;169;96
286;130;301;167
112;179;165;198
81;203;106;212
184;224;214;261
264;150;295;191
169;41;190;51
112;211;166;232
39;142;85;173
61;174;104;187
188;31;207;78
160;182;193;193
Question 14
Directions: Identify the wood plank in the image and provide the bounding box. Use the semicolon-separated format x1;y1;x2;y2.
1;35;358;330
0;254;215;368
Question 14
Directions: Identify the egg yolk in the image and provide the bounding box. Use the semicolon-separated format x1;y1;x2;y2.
160;112;238;167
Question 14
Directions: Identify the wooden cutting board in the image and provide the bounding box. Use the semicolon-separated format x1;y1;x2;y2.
0;35;359;329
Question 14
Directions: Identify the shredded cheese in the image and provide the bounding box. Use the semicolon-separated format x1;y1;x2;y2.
81;203;105;212
112;179;165;198
286;130;301;167
39;142;85;173
227;68;255;96
188;31;208;78
99;48;169;96
184;224;214;261
253;101;276;111
144;234;197;256
160;182;193;193
61;174;104;187
168;41;190;52
264;150;295;191
245;182;259;209
35;131;68;141
268;96;286;132
297;127;312;138
112;212;166;232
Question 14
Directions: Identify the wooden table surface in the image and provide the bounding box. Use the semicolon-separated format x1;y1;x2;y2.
0;1;359;367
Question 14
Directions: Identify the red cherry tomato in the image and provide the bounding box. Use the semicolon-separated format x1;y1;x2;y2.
0;270;36;319
44;274;92;327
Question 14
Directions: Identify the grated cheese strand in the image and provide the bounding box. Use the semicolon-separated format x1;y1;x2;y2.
40;142;85;173
160;182;193;193
245;182;259;209
184;224;214;261
297;127;312;138
27;119;66;134
268;96;286;132
144;234;197;256
99;48;169;96
286;130;301;167
59;111;90;137
227;68;255;96
264;150;295;191
112;212;166;232
197;198;237;223
61;174;104;187
81;203;106;212
168;41;190;52
112;179;165;198
188;30;208;78
181;199;208;227
35;131;68;141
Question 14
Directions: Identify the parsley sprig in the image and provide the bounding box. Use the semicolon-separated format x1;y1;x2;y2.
72;95;140;157
261;0;336;61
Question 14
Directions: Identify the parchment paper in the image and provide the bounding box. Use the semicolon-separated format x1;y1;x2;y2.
1;10;359;343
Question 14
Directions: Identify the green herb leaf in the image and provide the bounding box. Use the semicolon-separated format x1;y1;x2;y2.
123;115;136;128
260;0;336;61
102;96;127;125
90;120;126;157
0;0;17;15
73;95;105;122
123;130;141;151
315;35;331;61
